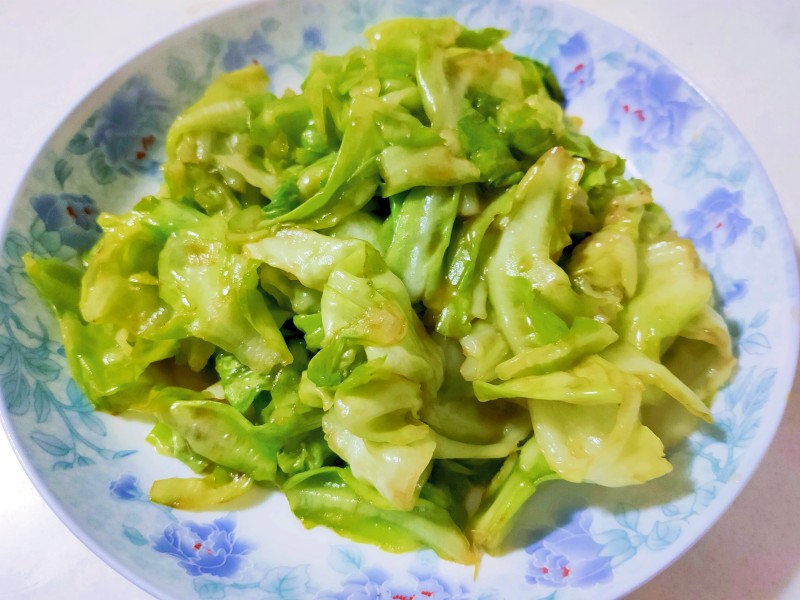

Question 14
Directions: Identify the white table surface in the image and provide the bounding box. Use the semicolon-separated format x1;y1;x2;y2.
1;1;798;598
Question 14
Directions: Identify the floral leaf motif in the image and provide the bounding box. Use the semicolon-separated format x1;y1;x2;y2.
751;225;766;248
0;336;12;369
328;545;364;575
318;567;389;599
613;504;639;532
88;148;116;185
76;455;95;467
3;369;31;415
595;529;636;567
709;258;747;304
260;17;279;33
33;381;53;423
79;410;107;437
124;525;149;546
718;369;777;450
741;333;771;356
690;485;717;513
669;125;753;189
98;448;118;460
66;132;95;155
341;0;382;33
748;368;777;414
716;459;740;483
660;504;680;517
4;231;30;265
113;449;137;460
54;159;74;188
259;565;314;599
29;218;63;256
193;579;227;600
30;431;71;457
201;32;224;56
67;379;95;412
601;51;626;70
167;56;197;91
645;521;682;551
1;320;15;349
749;311;769;329
722;366;752;411
0;269;23;304
24;351;61;382
729;162;751;186
52;461;73;471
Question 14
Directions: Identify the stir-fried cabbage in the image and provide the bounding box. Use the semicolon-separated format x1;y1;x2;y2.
25;17;735;565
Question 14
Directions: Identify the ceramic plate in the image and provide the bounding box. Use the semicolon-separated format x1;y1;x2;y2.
2;1;797;599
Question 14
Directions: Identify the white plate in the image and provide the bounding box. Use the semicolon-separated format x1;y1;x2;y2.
1;1;798;599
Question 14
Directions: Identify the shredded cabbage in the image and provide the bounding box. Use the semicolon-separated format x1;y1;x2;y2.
25;17;735;565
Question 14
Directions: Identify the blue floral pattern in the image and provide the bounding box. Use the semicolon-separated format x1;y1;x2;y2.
683;187;752;252
109;473;144;500
1;1;797;599
30;193;102;252
152;515;254;578
525;510;612;588
64;76;168;185
605;62;701;153
223;31;275;71
90;76;168;175
548;34;594;99
320;547;476;600
218;20;327;84
0;205;133;468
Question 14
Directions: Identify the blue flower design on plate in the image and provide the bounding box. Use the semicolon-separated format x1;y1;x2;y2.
152;515;254;578
525;509;613;588
683;187;752;251
223;31;274;71
322;569;464;600
109;474;143;501
63;74;168;184
220;23;325;80
320;546;474;600
606;62;700;153
90;75;168;175
303;27;325;51
549;33;594;99
30;193;102;252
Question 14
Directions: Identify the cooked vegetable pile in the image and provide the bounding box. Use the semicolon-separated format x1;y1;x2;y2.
25;18;735;564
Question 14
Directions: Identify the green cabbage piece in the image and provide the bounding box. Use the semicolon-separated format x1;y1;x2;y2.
283;466;476;565
322;362;436;510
